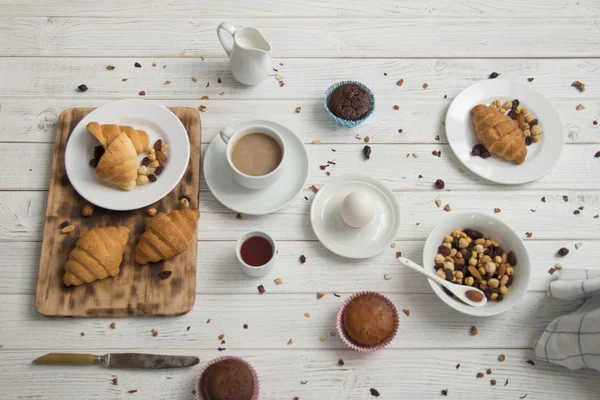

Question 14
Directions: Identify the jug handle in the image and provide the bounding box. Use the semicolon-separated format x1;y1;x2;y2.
217;22;237;57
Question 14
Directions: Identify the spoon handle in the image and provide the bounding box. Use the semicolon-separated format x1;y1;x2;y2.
397;257;451;288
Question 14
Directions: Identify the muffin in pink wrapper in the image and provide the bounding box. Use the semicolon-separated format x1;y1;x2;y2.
336;291;399;352
195;356;260;400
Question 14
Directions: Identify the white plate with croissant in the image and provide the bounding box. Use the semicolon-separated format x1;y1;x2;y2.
65;99;190;210
445;80;564;184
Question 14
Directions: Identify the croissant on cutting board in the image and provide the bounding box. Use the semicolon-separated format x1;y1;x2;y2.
135;207;200;264
63;226;130;287
87;122;140;190
471;104;527;164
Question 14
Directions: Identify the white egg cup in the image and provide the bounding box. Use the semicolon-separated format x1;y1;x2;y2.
235;231;277;278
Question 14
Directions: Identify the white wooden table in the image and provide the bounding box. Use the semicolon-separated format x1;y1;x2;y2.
1;1;599;398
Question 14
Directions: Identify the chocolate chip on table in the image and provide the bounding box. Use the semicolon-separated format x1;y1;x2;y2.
486;368;492;375
134;62;142;68
491;379;497;386
128;390;138;393
489;72;500;79
456;363;460;369
470;326;478;336
571;80;585;92
77;84;88;92
520;395;529;399
217;347;225;351
526;359;536;366
498;354;506;361
138;91;146;96
301;381;308;384
363;145;371;160
157;271;172;280
563;195;569;202
338;359;345;366
243;324;248;329
370;388;380;397
573;210;580;215
477;372;484;378
106;65;115;70
541;196;546;202
434;179;445;189
594;120;598;126
595;151;600;158
441;389;448;396
527;77;535;82
112;378;118;385
557;248;569;256
505;379;509;386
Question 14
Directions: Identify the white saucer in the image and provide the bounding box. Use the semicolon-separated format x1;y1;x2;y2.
203;120;309;215
64;99;190;211
310;175;400;259
445;80;564;184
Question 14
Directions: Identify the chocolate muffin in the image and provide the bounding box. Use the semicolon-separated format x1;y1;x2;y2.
343;293;396;346
328;83;371;121
199;359;254;400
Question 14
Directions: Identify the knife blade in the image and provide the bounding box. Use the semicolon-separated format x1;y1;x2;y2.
32;353;199;369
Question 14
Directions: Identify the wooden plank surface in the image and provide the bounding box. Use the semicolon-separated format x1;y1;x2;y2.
2;142;600;191
1;0;598;17
1;17;599;58
1;58;600;100
35;107;201;317
1;98;599;144
1;349;598;400
0;190;598;242
2;239;597;295
0;293;583;350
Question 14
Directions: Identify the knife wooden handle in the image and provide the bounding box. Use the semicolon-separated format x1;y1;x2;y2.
32;353;97;365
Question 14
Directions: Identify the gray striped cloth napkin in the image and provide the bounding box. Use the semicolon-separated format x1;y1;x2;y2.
534;269;600;372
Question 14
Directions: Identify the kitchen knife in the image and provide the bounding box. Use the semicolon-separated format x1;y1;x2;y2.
32;353;199;369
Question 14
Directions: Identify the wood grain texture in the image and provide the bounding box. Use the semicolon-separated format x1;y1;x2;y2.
35;107;201;317
1;17;599;57
0;292;583;350
2;349;598;400
1;0;598;17
1;98;599;144
2;240;597;294
2;142;600;191
2;58;600;100
1;190;598;242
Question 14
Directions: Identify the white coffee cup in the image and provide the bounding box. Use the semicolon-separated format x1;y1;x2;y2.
236;231;276;278
220;124;286;190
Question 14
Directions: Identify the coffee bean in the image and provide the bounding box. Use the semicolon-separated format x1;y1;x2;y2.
558;248;569;256
77;84;88;92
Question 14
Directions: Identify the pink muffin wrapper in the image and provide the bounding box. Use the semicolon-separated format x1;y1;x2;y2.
195;356;260;400
336;291;400;352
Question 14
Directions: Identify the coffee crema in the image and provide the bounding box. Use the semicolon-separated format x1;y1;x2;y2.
230;133;282;176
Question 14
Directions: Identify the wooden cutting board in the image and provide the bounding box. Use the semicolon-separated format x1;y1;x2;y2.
36;107;201;317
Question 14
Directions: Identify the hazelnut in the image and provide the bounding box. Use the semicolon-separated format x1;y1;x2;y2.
81;202;94;217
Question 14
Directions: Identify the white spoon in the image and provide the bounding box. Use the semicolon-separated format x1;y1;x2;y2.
397;256;487;307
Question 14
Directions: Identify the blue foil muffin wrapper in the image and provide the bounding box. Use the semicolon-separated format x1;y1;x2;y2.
324;80;376;128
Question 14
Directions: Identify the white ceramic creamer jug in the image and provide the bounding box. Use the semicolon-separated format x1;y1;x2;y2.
217;22;272;86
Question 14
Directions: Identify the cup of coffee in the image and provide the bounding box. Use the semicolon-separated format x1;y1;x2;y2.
220;124;285;189
236;231;276;278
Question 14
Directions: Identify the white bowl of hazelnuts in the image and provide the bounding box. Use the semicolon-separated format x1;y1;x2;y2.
422;212;531;317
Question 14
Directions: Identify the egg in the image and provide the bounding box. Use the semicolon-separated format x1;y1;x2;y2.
339;190;376;228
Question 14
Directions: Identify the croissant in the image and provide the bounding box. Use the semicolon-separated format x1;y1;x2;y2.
471;105;527;164
135;208;200;264
87;122;149;155
95;132;138;190
63;226;130;287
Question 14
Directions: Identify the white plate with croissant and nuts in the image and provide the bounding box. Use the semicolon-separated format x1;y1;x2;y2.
445;80;564;184
65;99;190;210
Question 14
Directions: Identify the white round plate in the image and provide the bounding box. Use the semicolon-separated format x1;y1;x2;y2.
310;175;400;259
445;80;564;184
65;99;190;211
203;120;309;215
